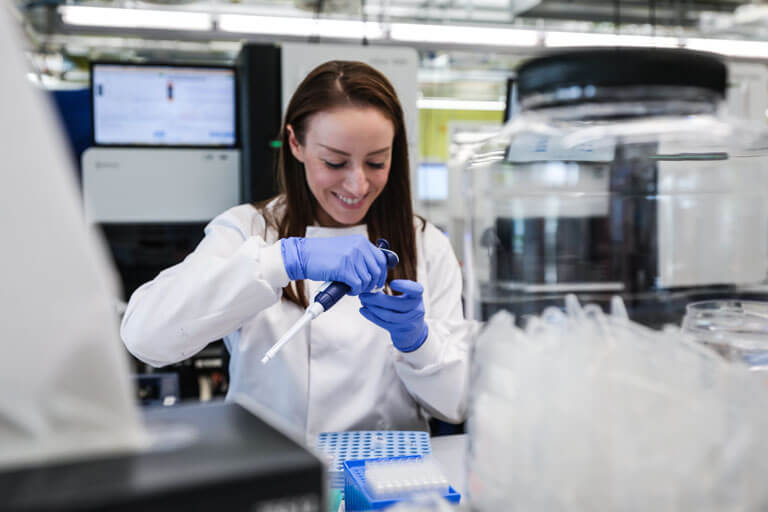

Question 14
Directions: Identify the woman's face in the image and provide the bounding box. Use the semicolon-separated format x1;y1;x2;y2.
287;105;394;227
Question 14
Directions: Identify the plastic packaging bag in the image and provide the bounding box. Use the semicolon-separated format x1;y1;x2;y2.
0;7;146;469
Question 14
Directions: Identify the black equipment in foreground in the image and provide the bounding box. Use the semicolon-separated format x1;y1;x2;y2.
0;401;324;511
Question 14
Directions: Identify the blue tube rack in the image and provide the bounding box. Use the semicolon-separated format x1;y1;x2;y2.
343;456;461;511
315;431;432;493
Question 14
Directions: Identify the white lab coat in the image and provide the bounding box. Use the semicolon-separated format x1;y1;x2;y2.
121;202;471;438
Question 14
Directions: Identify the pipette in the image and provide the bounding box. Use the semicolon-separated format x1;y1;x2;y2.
261;239;399;364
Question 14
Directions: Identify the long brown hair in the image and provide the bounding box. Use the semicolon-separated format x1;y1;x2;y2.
260;60;422;308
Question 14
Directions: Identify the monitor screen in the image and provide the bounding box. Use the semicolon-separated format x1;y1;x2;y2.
91;63;237;147
417;162;448;201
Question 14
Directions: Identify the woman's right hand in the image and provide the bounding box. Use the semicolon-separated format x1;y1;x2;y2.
281;235;388;295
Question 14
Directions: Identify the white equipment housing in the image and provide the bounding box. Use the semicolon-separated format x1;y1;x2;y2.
82;147;240;223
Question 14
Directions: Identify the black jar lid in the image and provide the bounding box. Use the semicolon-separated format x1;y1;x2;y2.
516;48;727;102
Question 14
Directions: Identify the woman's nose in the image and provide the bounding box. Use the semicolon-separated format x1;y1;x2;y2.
344;166;369;196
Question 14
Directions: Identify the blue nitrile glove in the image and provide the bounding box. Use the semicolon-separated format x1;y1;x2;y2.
281;235;388;295
359;279;428;352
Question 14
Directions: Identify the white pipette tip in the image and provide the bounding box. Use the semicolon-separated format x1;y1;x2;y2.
260;305;322;365
260;342;283;365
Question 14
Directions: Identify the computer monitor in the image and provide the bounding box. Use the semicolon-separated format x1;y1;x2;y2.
90;62;237;147
417;162;449;202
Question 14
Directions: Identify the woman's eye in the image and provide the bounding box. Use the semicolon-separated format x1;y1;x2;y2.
367;162;386;169
323;160;346;169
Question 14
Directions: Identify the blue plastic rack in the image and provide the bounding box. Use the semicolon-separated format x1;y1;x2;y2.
315;431;432;492
343;456;461;511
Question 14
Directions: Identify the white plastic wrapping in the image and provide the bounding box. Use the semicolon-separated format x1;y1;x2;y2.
0;7;146;468
468;295;768;511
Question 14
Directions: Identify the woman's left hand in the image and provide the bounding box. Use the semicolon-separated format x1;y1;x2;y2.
359;279;428;352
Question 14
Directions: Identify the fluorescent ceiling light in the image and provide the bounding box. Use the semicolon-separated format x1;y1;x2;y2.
685;38;768;58
418;98;505;111
366;6;512;23
390;23;538;47
59;6;211;31
59;6;768;61
545;31;678;48
218;14;383;40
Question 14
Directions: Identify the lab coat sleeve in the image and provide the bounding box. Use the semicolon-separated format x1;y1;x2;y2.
393;225;473;424
121;205;290;367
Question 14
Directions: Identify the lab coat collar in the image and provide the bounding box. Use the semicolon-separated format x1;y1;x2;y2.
305;223;368;238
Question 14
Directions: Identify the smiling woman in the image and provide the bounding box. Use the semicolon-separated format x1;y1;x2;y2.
121;60;472;438
286;106;393;228
271;60;419;309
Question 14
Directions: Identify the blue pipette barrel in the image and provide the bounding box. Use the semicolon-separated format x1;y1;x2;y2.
313;239;399;312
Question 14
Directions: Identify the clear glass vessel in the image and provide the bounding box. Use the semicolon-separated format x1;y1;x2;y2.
464;48;768;327
682;300;768;369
